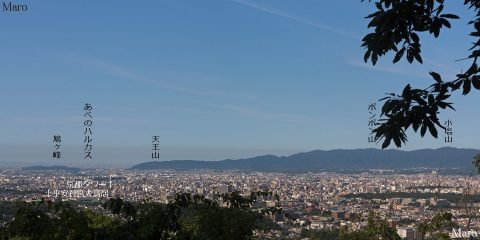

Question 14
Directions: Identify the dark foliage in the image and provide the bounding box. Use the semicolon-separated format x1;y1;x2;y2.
1;191;282;240
417;212;457;239
472;153;480;173
339;212;401;240
363;0;480;148
301;229;340;240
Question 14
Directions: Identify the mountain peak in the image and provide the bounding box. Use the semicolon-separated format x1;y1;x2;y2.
130;147;479;172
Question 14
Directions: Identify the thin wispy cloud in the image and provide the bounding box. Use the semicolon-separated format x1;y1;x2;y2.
210;104;311;123
77;56;227;97
229;0;359;40
59;54;261;102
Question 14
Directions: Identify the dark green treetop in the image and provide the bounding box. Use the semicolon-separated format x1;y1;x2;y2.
363;0;480;148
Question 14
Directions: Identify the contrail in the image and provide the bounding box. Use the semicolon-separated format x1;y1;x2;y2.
229;0;360;40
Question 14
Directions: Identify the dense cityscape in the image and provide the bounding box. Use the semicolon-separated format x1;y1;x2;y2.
3;0;480;239
1;168;479;239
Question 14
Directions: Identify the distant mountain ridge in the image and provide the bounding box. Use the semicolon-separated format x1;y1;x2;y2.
129;147;480;172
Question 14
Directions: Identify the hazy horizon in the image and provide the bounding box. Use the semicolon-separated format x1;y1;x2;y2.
1;146;476;169
1;1;479;168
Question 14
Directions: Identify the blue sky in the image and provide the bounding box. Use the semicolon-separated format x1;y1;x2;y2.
0;0;478;168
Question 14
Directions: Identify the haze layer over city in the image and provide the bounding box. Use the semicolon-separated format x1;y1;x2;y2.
1;1;480;240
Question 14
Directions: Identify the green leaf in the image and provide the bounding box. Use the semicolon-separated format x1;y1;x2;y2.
470;32;480;37
426;120;438;138
402;84;411;97
440;14;459;19
420;124;427;137
393;136;401;148
473;76;480;90
437;94;450;101
446;103;455;111
393;48;405;63
414;50;423;64
379;96;390;101
406;49;414;63
463;79;472;95
429;72;442;83
465;63;478;75
382;137;391;149
453;81;462;90
428;94;434;105
364;50;371;63
440;18;451;28
413;121;420;132
372;53;378;65
410;33;419;43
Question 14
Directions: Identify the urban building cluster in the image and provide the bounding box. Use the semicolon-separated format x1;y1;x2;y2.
0;169;479;239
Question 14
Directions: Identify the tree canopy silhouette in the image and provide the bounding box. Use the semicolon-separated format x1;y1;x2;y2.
363;0;480;148
0;192;284;240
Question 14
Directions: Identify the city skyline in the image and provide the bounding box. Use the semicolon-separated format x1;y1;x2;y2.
1;1;478;168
